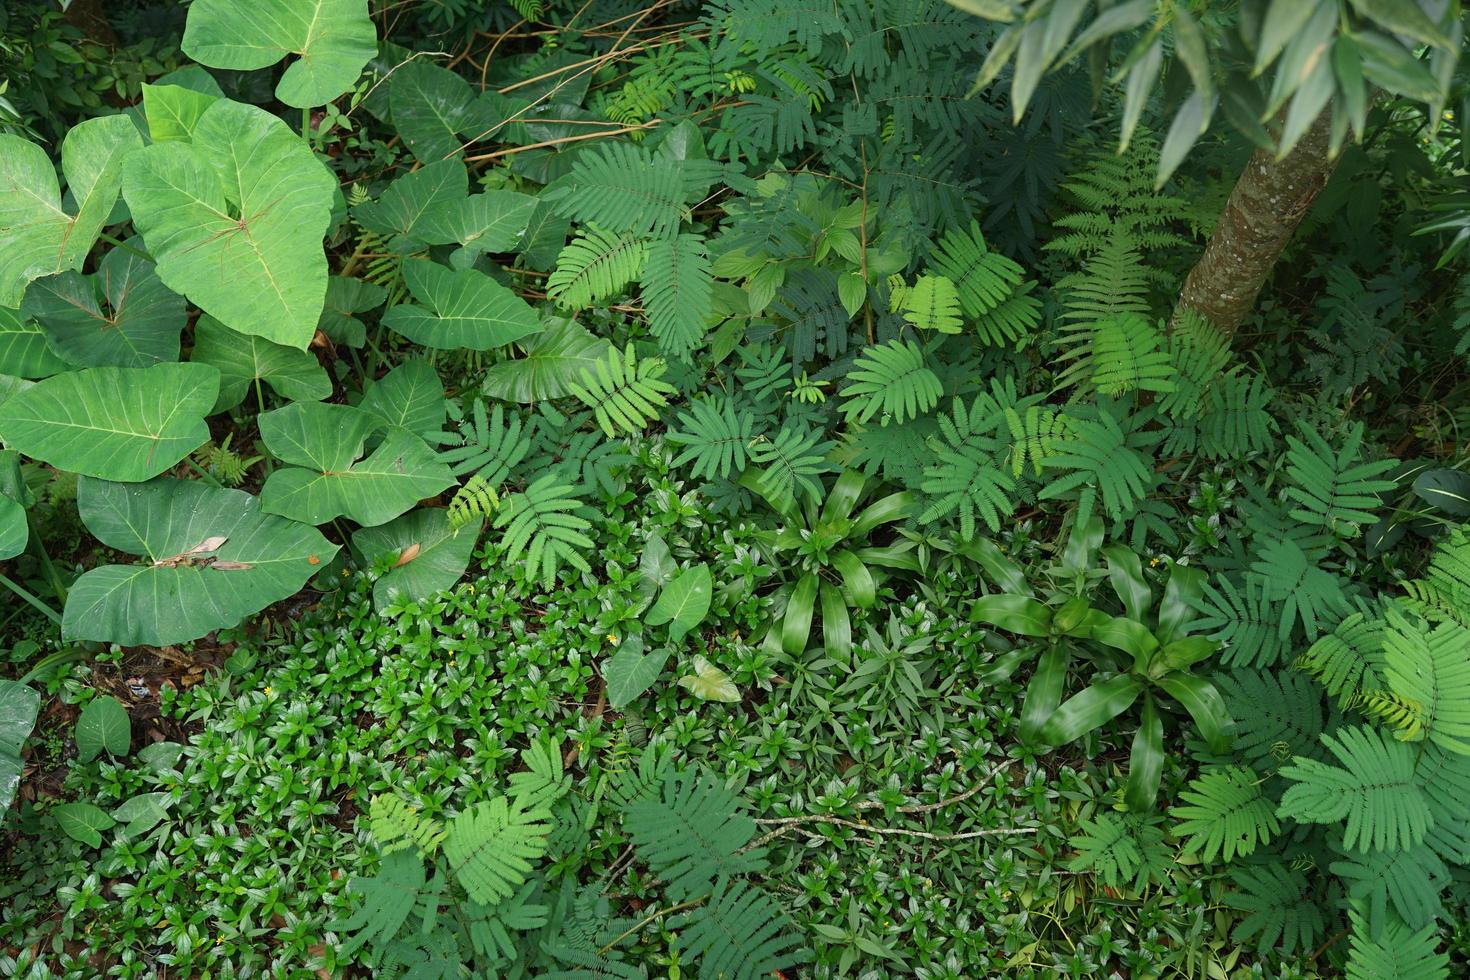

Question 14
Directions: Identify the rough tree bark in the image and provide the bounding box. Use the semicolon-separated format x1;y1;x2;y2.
1172;109;1339;334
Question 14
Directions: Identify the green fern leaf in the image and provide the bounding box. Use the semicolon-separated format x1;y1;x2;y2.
548;227;647;310
926;220;1038;346
1169;765;1279;863
1089;313;1176;396
442;794;552;905
1297;612;1388;709
1227;864;1325;955
918;395;1015;538
334;849;427;955
1371;610;1470;754
447;474;500;531
747;420;834;506
1332;844;1447;940
839;339;942;425
642;234;712;359
675;879;809;980
547;142;688;238
1066;812;1171;892
624;768;763;901
568;344;676;438
1345;905;1450;980
368;795;447;856
1278;725;1432;853
1039;408;1153;528
899;274;963;333
1193;574;1289;669
1284;422;1399;537
667;394;756;480
494;475;594;588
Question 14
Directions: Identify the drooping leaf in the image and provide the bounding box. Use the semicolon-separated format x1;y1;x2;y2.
259;402;454;527
182;0;376;108
351;507;478;611
0;681;40;813
480;318;610;403
0;362;218;482
22;245;184;368
319;276;386;348
678;655;740;702
75;695;131;763
123;99;335;349
53;802;116;847
0;116;143;307
64;477;339;647
192;315;331;412
381;259;540;350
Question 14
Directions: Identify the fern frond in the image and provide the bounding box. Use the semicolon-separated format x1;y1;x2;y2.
1066;812;1170;892
926;220;1037;346
1374;610;1470;754
442;399;532;481
839;339;942;425
494;475;594;588
642;235;712;359
1194;574;1288;669
1402;528;1470;628
448;474;500;531
1278;725;1432;853
748;420;834;506
509;736;571;810
1004;405;1068;477
1158;310;1230;422
1214;670;1326;773
1297;612;1388;709
1169;765;1279;863
1331;844;1447;939
624;768;763;901
548;142;688;238
899;274;963;333
335;849;427;955
1039;409;1153;528
548;227;647;310
1197;371;1276;459
667;394;756;480
918;395;1015;539
674;879;809;980
1089;313;1176;396
1284;422;1399;538
568;344;676;438
443;794;552;905
369;795;447;856
1227;864;1325;955
1345;905;1450;980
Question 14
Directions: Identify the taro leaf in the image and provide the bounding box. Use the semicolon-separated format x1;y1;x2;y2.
645;563;712;642
0;115;143;307
259;402;454;527
141;82;219;143
75;695;131;763
677;655;740;703
638;532;676;599
0;449;29;560
319;276;387;348
22;245;185;368
604;633;672;709
182;0;377;109
1412;469;1470;518
192;314;331;412
0;680;40;813
123;99;335;349
353;158;467;247
389;60;479;163
420;190;537;254
136;741;184;772
0;362;218;482
0;306;69;378
64;477;339;647
480;318;609;403
54;802;116;847
112;791;170;836
382;259;540;351
351;507;478;611
358;359;446;441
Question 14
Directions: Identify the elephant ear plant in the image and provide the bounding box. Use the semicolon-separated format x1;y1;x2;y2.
973;520;1232;811
744;468;917;661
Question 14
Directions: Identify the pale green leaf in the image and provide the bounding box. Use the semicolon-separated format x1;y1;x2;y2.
75;695;130;763
678;655;740;702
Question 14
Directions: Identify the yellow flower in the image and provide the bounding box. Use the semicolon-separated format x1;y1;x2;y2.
607;634;619;645
264;686;272;695
1149;557;1162;567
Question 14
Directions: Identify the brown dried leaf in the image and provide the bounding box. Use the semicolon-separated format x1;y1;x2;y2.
154;535;229;567
393;542;422;568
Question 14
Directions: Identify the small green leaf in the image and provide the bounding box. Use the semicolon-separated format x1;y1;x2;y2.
112;791;169;836
76;695;131;763
54;802;116;847
678;655;740;703
645;563;712;642
604;633;672;709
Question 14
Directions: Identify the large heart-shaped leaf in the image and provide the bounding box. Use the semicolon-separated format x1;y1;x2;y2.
319;276;386;348
353;158;467;246
53;802;116;847
192;315;331;413
420;190;537;254
382;259;540;350
604;633;672;709
0;449;28;560
351;507;478;611
123;99;335;349
645;563;712;642
358;359;446;441
141;82;219;143
64;476;339;646
0;306;69;378
0;680;39;813
75;695;131;762
182;0;376;108
0;115;143;307
480;318;610;402
0;362;218;481
259;402;454;527
22;244;184;368
388;60;480;162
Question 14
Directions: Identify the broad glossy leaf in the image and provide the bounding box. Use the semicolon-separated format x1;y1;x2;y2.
75;695;130;762
0;680;39;812
192;315;332;412
1158;564;1205;644
0;116;142;307
1412;469;1470;518
480;318;609;402
382;259;539;350
389;60;479;162
782;573;818;655
638;532;676;598
0;306;69;378
1019;644;1069;743
123;99;335;349
0;449;28;560
1126;694;1164;812
1156;673;1232;752
259;402;454;527
604;633;672;709
0;362;218;481
23;245;184;368
971;594;1052;636
141;83;218;143
65;477;339;646
678;654;740;702
421;190;537;254
183;0;376;108
112;791;170;836
1102;544;1151;621
54;802;115;847
1040;674;1145;747
358;359;446;441
645;563;712;642
351;507;477;611
354;159;468;246
820;580;851;661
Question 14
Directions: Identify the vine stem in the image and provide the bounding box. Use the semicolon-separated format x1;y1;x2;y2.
0;573;61;624
184;457;224;488
98;233;150;261
596;896;706;954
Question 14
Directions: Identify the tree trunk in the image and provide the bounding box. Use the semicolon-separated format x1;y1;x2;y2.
1173;109;1339;334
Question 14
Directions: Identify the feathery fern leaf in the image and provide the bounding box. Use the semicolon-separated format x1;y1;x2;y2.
642;235;712;359
1402;528;1470;628
494;475;594;588
548;227;647;310
568;345;676;438
918;395;1015;538
624;768;763;901
1039;409;1153;529
1169;765;1279;863
898;274;963;333
1297;612;1388;709
1088;313;1176;396
1065;812;1171;892
1345;905;1450;980
1193;574;1288;669
548;142;688;238
1278;725;1432;853
1214;670;1327;773
926;220;1038;346
674;879;809;980
747;420;834;506
1284;422;1399;538
448;474;500;531
839;339;942;425
1331;844;1447;939
335;849;428;955
1371;611;1470;754
369;795;447;856
667;394;757;480
443;794;553;906
1227;864;1325;955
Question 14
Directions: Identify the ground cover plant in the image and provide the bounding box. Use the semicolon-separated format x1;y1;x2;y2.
3;0;1470;976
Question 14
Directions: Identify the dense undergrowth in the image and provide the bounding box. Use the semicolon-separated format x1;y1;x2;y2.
2;0;1470;977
